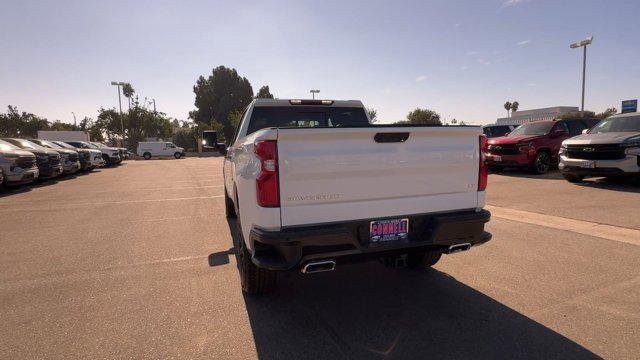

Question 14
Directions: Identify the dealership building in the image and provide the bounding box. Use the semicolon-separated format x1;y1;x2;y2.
496;106;579;126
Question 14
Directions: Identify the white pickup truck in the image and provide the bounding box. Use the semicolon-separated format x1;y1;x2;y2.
223;99;491;294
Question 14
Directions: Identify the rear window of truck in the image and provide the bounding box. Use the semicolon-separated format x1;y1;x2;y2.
246;106;370;135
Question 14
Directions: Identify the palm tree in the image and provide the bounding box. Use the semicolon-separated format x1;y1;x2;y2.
122;83;135;111
511;101;519;114
504;101;512;117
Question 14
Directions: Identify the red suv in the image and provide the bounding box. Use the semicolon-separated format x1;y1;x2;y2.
485;118;599;174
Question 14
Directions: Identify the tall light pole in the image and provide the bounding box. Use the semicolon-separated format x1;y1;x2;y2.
110;81;126;147
71;112;77;127
152;99;156;114
570;36;593;112
310;89;320;99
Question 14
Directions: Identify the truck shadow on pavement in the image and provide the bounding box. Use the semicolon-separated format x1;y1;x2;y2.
490;169;564;180
225;219;595;360
575;178;640;193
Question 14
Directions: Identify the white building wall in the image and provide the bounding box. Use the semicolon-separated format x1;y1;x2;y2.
496;106;579;125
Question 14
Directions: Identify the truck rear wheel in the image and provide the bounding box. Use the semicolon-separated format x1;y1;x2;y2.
143;152;151;160
235;218;276;294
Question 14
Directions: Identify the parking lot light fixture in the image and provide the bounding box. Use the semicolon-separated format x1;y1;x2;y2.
310;89;320;99
110;81;127;147
569;36;593;113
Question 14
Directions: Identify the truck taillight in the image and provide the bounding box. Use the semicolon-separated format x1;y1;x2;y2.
478;135;488;191
254;140;280;207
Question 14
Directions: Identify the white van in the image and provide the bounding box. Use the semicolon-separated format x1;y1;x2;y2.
137;142;185;159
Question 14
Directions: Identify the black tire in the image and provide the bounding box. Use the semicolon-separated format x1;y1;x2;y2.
406;251;442;269
235;217;276;294
225;188;237;218
102;154;112;167
174;152;182;159
143;152;151;160
531;151;551;174
563;173;584;183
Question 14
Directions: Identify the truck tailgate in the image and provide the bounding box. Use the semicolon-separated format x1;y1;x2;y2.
277;126;482;227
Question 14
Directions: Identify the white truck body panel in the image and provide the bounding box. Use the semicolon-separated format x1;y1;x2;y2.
276;127;482;227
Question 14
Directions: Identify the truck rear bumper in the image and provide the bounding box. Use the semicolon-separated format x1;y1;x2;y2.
249;209;491;271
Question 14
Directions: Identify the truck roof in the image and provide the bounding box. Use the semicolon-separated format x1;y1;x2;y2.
253;99;364;107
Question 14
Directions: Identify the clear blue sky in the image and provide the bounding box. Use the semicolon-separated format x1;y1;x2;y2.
1;0;638;125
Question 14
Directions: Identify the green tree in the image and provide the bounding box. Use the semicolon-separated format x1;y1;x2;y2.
406;108;442;125
558;111;596;120
190;66;254;141
366;108;378;123
0;106;50;137
49;120;78;131
256;85;274;99
122;83;135;110
79;117;105;141
596;108;617;119
504;101;512;117
173;128;197;151
97;98;173;150
511;101;519;113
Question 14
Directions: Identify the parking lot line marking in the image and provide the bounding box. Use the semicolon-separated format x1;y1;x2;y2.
130;215;208;223
486;205;640;247
102;255;210;270
130;185;223;191
0;196;224;212
77;195;224;206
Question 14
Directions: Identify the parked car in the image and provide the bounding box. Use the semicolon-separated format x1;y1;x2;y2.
52;141;103;170
1;138;62;179
482;124;516;138
137;142;185;159
559;112;640;182
66;141;120;166
223;99;491;294
90;142;127;162
0;139;39;186
485;118;598;174
29;139;81;175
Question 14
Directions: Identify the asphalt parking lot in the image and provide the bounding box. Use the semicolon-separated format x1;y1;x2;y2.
1;158;639;359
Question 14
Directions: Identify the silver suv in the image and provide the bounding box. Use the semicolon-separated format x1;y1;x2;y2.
559;112;640;182
0;139;39;186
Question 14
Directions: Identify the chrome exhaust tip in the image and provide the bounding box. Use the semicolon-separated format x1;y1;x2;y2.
301;260;336;274
446;243;472;254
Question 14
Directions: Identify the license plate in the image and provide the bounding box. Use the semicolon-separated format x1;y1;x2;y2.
492;155;502;162
370;218;409;243
580;160;595;168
